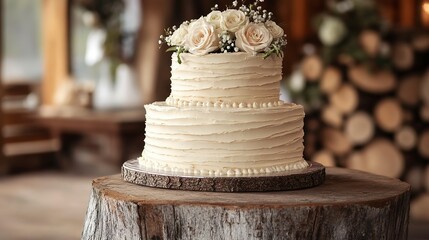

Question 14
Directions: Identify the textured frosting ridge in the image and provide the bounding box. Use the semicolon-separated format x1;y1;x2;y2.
170;52;283;105
139;101;308;176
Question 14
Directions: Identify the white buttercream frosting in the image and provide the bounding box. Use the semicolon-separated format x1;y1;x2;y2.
139;101;308;176
170;52;282;104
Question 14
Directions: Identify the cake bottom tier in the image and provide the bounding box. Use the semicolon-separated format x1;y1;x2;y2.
139;101;308;176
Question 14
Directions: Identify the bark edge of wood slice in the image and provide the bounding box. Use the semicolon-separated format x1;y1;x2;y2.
82;168;410;240
121;159;325;192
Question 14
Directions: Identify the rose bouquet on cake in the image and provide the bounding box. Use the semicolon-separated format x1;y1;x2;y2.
159;0;287;63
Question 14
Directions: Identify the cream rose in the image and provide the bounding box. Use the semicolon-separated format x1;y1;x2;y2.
265;20;284;38
185;17;219;55
206;11;222;32
220;9;248;32
170;23;188;46
235;23;273;55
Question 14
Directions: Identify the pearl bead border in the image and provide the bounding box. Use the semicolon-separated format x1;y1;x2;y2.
138;157;309;176
166;96;286;109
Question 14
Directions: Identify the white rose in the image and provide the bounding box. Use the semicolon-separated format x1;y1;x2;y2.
265;21;284;38
185;17;219;55
220;9;249;32
318;16;347;46
235;23;273;55
170;23;188;46
206;11;222;33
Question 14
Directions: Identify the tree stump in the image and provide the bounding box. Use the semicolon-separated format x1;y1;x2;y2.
82;168;410;240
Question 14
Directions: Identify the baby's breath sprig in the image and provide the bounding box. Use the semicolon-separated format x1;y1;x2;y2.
159;27;175;47
219;32;239;53
239;0;271;23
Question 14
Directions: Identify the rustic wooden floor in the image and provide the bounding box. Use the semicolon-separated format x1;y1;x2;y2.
0;171;427;240
0;171;94;240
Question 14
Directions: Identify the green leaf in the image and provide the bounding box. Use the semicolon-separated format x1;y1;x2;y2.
166;46;177;52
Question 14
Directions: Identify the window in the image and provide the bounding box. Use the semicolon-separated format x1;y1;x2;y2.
2;0;43;82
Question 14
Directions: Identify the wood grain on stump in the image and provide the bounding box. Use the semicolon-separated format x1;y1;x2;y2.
82;168;410;240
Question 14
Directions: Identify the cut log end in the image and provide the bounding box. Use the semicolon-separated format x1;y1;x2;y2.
311;150;336;167
412;34;429;51
348;66;396;93
346;139;404;178
359;30;381;57
397;75;421;106
374;98;403;132
395;126;417;151
301;55;323;81
322;128;352;156
329;84;359;114
418;131;429;158
322;105;343;128
410;194;429;221
345;111;374;145
421;71;429;105
320;67;342;94
421;105;429;122
405;167;424;193
393;42;414;70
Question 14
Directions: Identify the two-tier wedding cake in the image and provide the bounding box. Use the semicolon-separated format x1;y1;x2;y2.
138;0;309;177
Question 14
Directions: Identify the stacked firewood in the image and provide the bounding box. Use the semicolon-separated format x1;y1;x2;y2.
285;0;429;221
291;31;429;221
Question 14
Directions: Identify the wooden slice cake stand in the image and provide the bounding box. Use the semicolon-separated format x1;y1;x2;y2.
121;159;325;192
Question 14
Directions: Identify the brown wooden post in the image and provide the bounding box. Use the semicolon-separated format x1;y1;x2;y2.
0;1;6;175
41;0;69;106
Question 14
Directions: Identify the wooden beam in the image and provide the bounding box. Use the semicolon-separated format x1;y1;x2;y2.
399;0;416;28
41;0;69;105
290;0;307;41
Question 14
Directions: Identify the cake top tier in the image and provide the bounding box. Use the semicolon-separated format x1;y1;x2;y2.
169;52;282;106
159;0;287;60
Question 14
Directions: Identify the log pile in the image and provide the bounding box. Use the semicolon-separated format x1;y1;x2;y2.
293;31;429;221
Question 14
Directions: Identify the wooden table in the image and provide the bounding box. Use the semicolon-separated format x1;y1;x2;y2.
82;167;410;240
32;107;146;167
